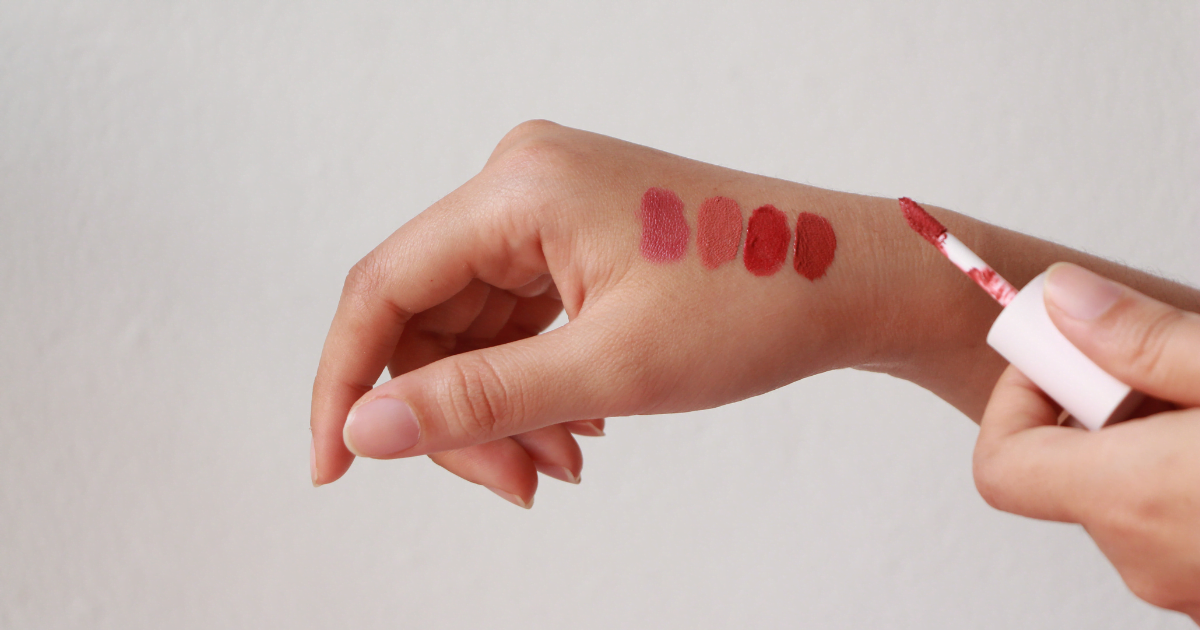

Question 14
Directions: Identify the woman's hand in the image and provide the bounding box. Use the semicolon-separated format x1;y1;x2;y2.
310;120;1200;511
974;263;1200;621
310;121;902;503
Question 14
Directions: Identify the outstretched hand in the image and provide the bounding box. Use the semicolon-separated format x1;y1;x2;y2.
310;121;883;506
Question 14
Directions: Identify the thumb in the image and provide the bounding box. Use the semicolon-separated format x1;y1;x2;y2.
1043;263;1200;408
974;364;1094;522
342;320;640;459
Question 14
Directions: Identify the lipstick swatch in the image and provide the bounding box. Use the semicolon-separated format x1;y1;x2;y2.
697;196;743;269
743;205;790;276
639;187;689;262
636;186;839;282
793;212;837;280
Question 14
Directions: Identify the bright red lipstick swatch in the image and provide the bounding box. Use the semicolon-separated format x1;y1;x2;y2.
793;212;837;280
697;196;743;269
743;205;790;276
639;187;689;262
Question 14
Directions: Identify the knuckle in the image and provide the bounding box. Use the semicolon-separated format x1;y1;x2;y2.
972;455;1010;512
488;120;570;174
1102;440;1172;527
1095;504;1144;543
1127;471;1171;524
1123;307;1185;384
342;256;385;305
483;141;584;233
439;354;520;441
1125;573;1182;611
341;253;411;325
480;121;595;235
495;137;578;184
601;328;672;414
488;122;581;185
494;119;562;154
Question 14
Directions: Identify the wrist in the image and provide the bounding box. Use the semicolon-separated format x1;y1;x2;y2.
715;184;942;382
821;193;1009;419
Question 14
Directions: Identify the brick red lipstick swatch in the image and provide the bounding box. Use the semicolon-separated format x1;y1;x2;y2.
793;212;837;280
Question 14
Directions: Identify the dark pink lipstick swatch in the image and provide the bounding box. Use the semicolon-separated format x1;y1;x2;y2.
639;187;689;262
793;212;837;280
696;196;743;269
743;205;790;276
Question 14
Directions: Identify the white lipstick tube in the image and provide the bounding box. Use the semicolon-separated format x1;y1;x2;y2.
986;271;1143;431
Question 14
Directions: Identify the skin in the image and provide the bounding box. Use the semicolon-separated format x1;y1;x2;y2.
310;120;1200;610
975;263;1200;622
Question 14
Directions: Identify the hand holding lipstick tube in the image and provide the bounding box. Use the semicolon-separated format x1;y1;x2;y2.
974;264;1200;620
311;121;1200;510
309;121;1200;620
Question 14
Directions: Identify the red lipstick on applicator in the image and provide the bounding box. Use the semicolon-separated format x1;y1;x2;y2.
899;198;1143;430
900;198;1018;306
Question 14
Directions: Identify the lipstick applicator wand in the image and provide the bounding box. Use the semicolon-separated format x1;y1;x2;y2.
898;198;1144;431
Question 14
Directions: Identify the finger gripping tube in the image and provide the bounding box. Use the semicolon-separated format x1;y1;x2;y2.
987;271;1144;431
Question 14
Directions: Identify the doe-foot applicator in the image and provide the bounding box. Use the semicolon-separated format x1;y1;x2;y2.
899;197;1143;430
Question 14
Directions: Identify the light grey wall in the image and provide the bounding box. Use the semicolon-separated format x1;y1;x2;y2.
2;2;1197;628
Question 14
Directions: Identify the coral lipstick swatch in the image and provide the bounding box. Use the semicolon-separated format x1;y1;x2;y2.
637;187;838;281
639;187;689;262
743;205;791;276
696;196;742;269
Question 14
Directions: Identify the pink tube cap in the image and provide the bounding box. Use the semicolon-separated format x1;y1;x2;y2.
986;271;1143;431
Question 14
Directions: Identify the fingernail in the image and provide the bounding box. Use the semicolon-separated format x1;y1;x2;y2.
310;438;321;487
344;398;421;458
1045;263;1122;321
535;463;580;484
488;487;533;509
575;420;605;437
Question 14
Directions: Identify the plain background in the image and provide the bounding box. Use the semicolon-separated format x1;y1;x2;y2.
2;1;1198;628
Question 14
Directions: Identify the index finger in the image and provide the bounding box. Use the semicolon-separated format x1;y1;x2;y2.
1044;263;1200;408
310;189;549;485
